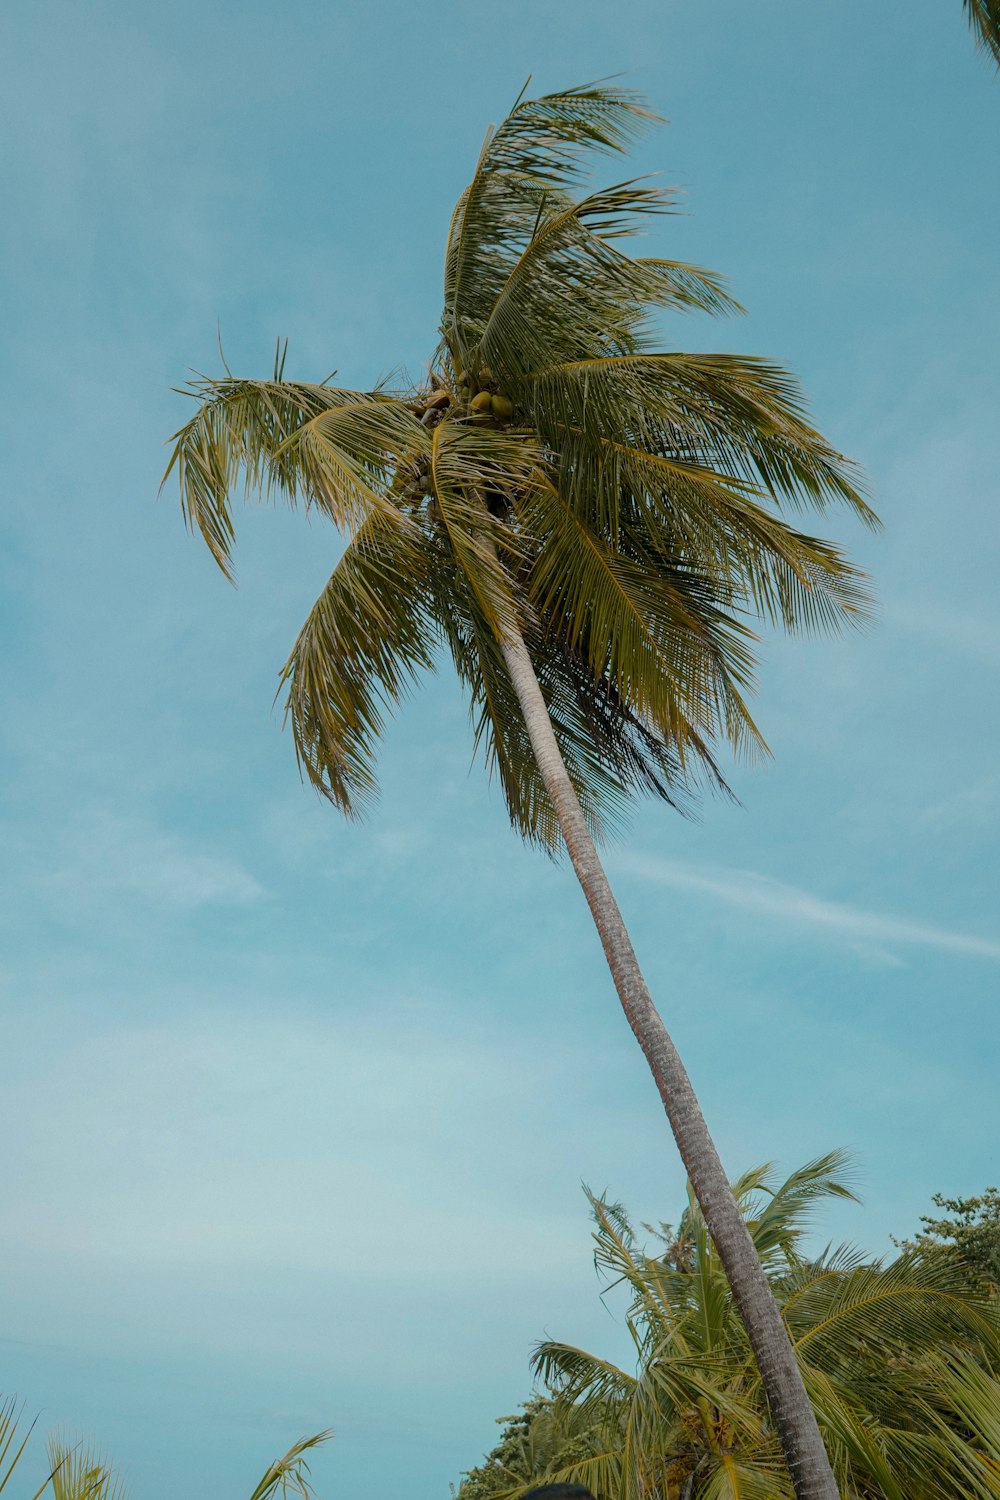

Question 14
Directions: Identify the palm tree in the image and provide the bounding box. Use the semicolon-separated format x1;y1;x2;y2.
504;1156;1000;1499
165;83;876;1499
0;1398;331;1500
964;0;1000;63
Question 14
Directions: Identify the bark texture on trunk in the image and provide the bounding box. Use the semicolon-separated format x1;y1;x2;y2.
499;627;840;1500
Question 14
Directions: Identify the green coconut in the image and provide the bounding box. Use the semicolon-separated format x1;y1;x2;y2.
490;393;514;419
470;390;494;414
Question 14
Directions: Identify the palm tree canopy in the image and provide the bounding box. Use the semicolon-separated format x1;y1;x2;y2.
460;1156;1000;1500
165;82;877;851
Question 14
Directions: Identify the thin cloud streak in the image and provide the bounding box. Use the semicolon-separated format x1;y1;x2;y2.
42;811;266;911
619;855;1000;961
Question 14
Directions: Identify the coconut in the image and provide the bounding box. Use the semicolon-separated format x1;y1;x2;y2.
491;393;514;419
470;390;494;414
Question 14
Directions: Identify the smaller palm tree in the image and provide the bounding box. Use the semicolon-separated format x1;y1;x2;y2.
507;1155;1000;1499
0;1401;331;1500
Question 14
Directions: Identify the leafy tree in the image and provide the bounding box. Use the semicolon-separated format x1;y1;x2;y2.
964;0;1000;63
897;1188;1000;1293
165;82;876;1499
457;1155;1000;1500
456;1398;612;1500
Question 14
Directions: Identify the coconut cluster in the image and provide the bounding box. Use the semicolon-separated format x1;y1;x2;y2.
389;366;518;519
413;382;451;428
457;365;516;423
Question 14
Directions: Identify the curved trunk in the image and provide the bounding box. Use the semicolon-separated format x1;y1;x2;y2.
499;626;840;1500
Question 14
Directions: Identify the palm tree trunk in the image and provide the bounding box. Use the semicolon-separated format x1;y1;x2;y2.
498;625;840;1500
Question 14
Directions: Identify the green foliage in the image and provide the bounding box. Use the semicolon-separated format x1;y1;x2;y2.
964;0;1000;63
455;1398;613;1500
165;81;875;854
0;1403;331;1500
246;1430;332;1500
0;1398;49;1500
46;1438;127;1500
897;1189;1000;1293
457;1157;1000;1500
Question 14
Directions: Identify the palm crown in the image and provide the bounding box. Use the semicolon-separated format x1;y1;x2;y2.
166;81;876;852
528;1158;1000;1500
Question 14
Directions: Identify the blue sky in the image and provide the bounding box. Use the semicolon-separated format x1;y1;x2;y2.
1;0;998;1495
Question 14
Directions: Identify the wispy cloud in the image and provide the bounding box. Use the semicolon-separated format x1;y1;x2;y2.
618;855;1000;962
43;811;265;910
3;1010;592;1278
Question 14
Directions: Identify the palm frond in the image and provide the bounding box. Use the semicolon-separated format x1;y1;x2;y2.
535;425;869;634
531;1342;637;1411
0;1398;38;1495
965;0;1000;63
470;180;679;380
163;377;419;577
528;353;876;525
247;1430;333;1500
698;1453;794;1500
446;82;656;322
442;585;637;850
740;1151;860;1267
426;419;535;639
799;1368;908;1500
535;630;734;815
444;82;659;365
280;515;440;816
524;478;766;769
46;1438;128;1500
789;1249;1000;1367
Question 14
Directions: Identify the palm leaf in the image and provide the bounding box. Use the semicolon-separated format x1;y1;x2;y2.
46;1438;128;1500
163;378;419;577
523;477;766;763
789;1251;1000;1367
280;515;440;816
527;353;876;522
444;81;659;362
426;419;534;638
0;1399;40;1496
247;1430;333;1500
441;585;635;849
965;0;1000;63
740;1151;860;1267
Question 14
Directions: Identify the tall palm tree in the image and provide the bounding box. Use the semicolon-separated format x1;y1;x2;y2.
964;0;1000;63
526;1155;1000;1500
165;83;876;1500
